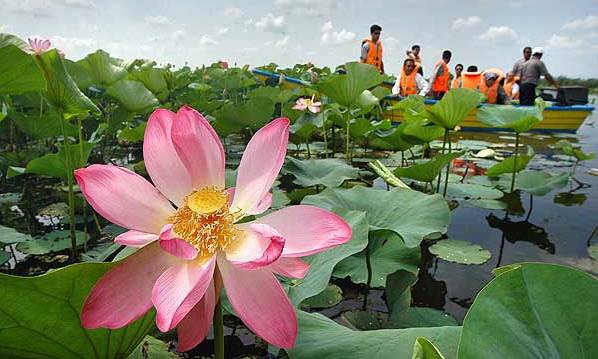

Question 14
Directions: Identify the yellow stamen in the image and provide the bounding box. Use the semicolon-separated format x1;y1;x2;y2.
170;187;239;257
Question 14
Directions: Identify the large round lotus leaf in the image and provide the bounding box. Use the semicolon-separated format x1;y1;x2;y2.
317;61;383;107
426;88;481;129
0;251;10;266
36;49;100;117
442;183;503;200
77;49;127;86
459;263;598;358
302;186;450;247
486;146;535;177
106;79;159;114
0;44;45;96
477;105;542;133
489;170;569;196
287;310;461;359
387;307;458;329
0;262;155;358
0;225;34;244
16;230;87;255
428;239;491;265
394;151;464;183
284;157;359;188
334;230;420;287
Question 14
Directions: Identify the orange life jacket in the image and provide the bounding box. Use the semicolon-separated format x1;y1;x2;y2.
361;38;383;72
432;60;450;92
480;69;505;104
400;64;420;96
461;71;482;90
504;76;519;99
451;75;461;89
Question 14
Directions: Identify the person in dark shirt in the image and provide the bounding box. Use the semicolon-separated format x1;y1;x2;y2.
519;47;559;106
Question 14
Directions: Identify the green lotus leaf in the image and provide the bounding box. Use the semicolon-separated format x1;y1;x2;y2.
318;62;383;107
302;187;450;247
24;141;95;180
412;336;446;359
284;157;359;188
287;310;461;359
486;146;535;177
0;225;34;244
0;262;155;358
388;307;457;329
426;89;481;129
130;67;169;101
459;263;598;358
477;105;542;133
0;33;29;50
334;230;420;287
77;49;128;86
0;45;45;96
10;110;79;140
35;49;100;117
106;79;159;114
428;239;491;265
16;230;87;255
394;152;464;183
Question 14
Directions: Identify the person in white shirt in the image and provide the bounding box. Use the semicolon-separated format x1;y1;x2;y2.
392;58;429;97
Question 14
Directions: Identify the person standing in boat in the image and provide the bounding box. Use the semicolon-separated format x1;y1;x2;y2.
519;47;559;106
360;24;384;74
392;58;429;96
511;46;532;78
406;45;423;75
451;63;464;89
428;50;452;100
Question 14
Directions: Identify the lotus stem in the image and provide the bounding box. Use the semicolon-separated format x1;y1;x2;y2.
510;133;519;192
58;109;78;261
362;242;373;310
443;129;451;197
214;298;225;359
436;130;448;193
322;114;328;158
345;113;351;163
306;141;311;159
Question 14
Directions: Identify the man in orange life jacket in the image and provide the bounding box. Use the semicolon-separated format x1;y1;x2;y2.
480;71;508;104
428;50;452;100
360;24;384;74
406;44;423;75
392;58;430;96
451;63;463;89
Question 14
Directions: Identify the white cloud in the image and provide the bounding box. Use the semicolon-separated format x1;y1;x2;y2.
320;21;355;45
385;36;399;49
563;15;598;30
275;0;338;17
255;13;286;33
223;6;243;19
145;15;170;25
217;27;229;36
54;0;93;8
545;34;584;49
2;0;93;13
275;35;290;47
172;30;186;40
476;26;518;42
240;47;258;53
50;35;96;55
320;21;333;33
0;24;9;32
199;35;218;45
452;16;481;29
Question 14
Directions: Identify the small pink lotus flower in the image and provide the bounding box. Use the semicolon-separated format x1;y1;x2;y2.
292;95;321;114
219;60;229;69
28;37;51;55
76;106;351;351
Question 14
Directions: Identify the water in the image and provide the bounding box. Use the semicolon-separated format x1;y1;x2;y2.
414;105;598;321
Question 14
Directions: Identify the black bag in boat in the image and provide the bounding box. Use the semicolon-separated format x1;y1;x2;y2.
539;86;588;106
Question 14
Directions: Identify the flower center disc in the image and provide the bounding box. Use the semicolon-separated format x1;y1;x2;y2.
170;187;238;257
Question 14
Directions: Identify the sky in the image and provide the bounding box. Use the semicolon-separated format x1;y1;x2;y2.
1;0;598;78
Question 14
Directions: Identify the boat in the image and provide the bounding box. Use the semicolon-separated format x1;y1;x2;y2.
251;68;595;133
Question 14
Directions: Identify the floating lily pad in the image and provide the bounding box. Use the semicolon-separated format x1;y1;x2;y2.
466;199;508;210
0;251;10;266
486;146;534;177
302;186;450;247
284;157;359;188
129;335;177;359
428;240;491;265
16;230;87;255
0;193;22;205
0;225;33;244
341;310;385;330
441;183;503;200
589;244;598;261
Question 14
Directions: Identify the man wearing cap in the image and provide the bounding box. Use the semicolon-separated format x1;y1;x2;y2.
519;47;559;106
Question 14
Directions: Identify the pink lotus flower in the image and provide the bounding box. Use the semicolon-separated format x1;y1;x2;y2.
292;95;321;114
27;37;51;55
76;106;351;351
